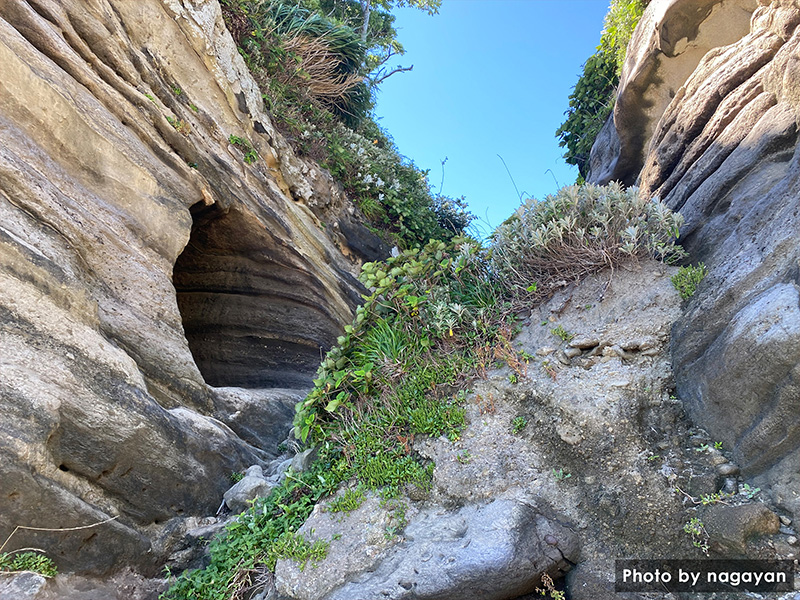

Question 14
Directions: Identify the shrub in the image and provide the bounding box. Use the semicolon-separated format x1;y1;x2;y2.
490;182;685;300
220;0;472;249
0;551;57;577
671;263;707;299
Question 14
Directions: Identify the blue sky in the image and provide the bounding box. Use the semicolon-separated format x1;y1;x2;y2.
373;0;611;235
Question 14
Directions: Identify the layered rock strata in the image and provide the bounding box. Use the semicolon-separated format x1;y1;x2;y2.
589;0;800;520
0;0;374;574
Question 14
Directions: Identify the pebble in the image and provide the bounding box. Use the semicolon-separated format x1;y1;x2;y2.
722;478;738;495
789;536;798;546
716;463;740;476
569;336;599;349
536;346;555;356
564;347;582;359
709;453;728;466
555;351;571;365
781;516;793;526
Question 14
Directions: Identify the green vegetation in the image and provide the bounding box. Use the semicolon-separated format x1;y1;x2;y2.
512;416;528;434
327;485;366;514
556;0;648;178
740;483;760;500
228;134;259;164
671;263;707;299
219;0;470;248
552;468;572;481
491;183;685;299
0;551;58;577
550;324;574;343
164;181;685;599
683;516;710;554
166;115;191;135
163;459;340;599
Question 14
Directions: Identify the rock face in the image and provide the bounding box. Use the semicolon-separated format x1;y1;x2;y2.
0;0;376;575
589;0;800;521
266;261;779;600
277;497;578;600
589;0;758;185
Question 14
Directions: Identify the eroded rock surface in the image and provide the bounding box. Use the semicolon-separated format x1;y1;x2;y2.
589;0;758;185
590;0;800;523
266;262;788;600
0;0;374;574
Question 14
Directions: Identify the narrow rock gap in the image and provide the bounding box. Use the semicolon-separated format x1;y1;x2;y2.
173;200;341;389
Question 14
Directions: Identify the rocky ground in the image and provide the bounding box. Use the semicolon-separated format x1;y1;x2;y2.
2;262;798;599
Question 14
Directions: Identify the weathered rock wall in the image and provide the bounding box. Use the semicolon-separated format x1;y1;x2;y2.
590;0;800;520
0;0;376;574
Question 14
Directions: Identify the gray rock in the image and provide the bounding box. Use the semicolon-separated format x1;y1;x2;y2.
702;503;780;554
276;498;579;600
588;0;758;185
0;0;366;574
564;347;583;359
224;475;275;514
588;0;800;525
568;336;600;350
291;448;318;473
716;463;740;477
0;572;47;599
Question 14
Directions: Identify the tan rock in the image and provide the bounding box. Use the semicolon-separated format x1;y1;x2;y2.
0;0;377;574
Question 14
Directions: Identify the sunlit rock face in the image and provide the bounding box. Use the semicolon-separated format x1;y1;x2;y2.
588;0;758;186
590;0;800;520
0;0;375;574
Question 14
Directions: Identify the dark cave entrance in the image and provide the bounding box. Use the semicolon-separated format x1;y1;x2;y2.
173;201;342;389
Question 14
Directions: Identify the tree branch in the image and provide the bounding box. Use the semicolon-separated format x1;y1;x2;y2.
371;64;413;85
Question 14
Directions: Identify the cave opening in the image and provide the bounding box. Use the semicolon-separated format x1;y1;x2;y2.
173;201;342;389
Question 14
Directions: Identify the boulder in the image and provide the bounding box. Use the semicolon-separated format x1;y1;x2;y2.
276;497;578;600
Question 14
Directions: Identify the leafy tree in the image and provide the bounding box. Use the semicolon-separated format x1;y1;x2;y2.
556;0;648;179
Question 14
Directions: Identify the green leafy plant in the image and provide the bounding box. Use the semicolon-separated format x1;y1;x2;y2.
327;486;366;514
671;263;707;299
512;416;528;434
700;490;733;506
228;134;259;164
536;572;566;600
491;183;685;299
166;115;190;135
230;471;244;483
552;468;572;481
740;483;761;500
683;516;710;554
0;551;58;577
550;324;574;342
456;450;472;464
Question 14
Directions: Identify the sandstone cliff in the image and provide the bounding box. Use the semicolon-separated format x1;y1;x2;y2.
589;0;800;522
0;0;379;574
